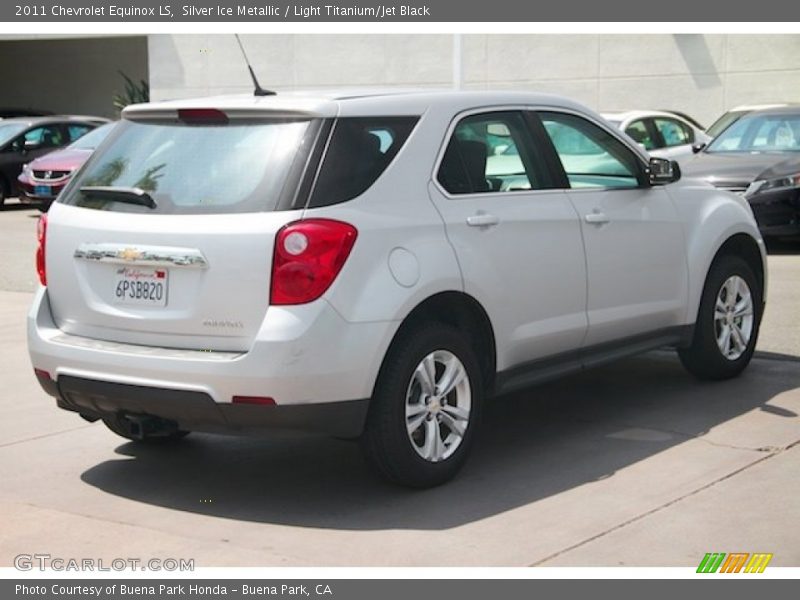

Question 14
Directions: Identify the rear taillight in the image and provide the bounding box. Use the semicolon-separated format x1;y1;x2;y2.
36;213;47;286
270;219;357;305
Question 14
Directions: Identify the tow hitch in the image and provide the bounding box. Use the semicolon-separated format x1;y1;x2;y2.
118;414;180;439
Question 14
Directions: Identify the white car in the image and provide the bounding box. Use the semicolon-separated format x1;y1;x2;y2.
603;110;711;163
28;90;766;487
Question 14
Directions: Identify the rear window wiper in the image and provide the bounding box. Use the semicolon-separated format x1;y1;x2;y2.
80;186;157;209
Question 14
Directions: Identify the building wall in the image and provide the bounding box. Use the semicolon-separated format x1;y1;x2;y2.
0;36;148;119
149;33;800;127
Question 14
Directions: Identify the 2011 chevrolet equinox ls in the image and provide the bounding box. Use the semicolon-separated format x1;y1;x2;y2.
27;90;767;487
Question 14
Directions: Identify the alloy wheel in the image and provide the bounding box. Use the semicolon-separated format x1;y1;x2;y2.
714;275;754;360
405;350;471;463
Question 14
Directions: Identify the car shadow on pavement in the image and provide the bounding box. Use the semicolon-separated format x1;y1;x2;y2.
80;352;799;530
0;203;36;212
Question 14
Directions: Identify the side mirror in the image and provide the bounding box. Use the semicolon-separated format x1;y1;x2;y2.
691;142;706;154
23;139;41;152
648;157;681;185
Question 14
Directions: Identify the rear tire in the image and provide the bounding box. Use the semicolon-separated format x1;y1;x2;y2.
679;255;762;380
361;323;483;488
102;414;190;443
0;178;8;206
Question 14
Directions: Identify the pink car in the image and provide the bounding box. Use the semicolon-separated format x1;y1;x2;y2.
18;122;114;211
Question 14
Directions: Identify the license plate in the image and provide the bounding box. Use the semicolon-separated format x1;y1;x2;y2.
113;267;168;307
34;185;51;196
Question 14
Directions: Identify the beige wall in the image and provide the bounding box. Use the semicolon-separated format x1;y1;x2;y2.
0;36;148;119
149;33;800;127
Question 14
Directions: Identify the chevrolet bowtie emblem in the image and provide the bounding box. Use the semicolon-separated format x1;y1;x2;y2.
119;248;143;261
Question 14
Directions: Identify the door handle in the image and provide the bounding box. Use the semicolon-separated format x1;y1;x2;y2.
584;212;610;225
466;214;500;228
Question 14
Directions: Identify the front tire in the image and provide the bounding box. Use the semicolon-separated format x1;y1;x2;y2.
361;324;483;488
679;255;762;380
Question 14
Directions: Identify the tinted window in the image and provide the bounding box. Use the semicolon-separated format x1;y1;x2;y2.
706;110;746;138
308;117;417;208
61;119;319;214
16;125;64;151
0;122;27;146
625;120;657;150
707;113;800;153
69;122;114;150
67;124;93;143
540;112;642;189
438;111;543;194
654;118;692;147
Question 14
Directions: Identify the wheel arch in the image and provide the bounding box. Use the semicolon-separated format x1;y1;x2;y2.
713;233;765;299
373;291;497;398
688;231;766;327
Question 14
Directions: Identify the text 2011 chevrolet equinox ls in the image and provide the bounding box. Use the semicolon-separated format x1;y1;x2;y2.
27;91;767;487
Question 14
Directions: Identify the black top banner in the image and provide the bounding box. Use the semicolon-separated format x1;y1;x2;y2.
2;0;797;22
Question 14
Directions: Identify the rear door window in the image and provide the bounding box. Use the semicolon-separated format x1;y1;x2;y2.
67;124;94;142
625;120;658;150
653;117;693;147
307;117;418;208
13;125;64;151
61;119;320;214
437;111;546;194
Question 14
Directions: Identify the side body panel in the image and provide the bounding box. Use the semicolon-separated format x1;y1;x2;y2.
666;180;767;324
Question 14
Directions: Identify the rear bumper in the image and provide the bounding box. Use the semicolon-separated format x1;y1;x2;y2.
45;374;369;437
28;287;398;437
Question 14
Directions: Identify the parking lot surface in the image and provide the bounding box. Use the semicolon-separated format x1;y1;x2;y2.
1;199;798;567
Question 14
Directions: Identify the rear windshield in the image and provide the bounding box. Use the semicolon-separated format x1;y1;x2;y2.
60;115;418;214
60;118;319;214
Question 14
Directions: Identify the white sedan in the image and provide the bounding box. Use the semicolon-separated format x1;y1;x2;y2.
603;110;711;163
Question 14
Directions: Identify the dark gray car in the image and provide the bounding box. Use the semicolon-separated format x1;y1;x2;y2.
683;107;800;238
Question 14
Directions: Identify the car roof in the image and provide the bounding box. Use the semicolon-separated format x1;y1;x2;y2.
740;106;800;118
0;115;108;127
123;89;598;120
601;109;692;123
727;103;795;112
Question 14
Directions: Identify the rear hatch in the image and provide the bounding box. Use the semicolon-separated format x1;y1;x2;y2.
46;107;328;352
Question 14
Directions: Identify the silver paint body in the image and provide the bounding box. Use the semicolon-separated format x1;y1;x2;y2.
28;90;767;408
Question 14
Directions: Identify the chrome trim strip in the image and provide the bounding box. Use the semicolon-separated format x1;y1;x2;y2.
73;243;209;269
50;333;242;361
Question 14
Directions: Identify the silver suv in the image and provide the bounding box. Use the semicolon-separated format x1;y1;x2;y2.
28;90;767;487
